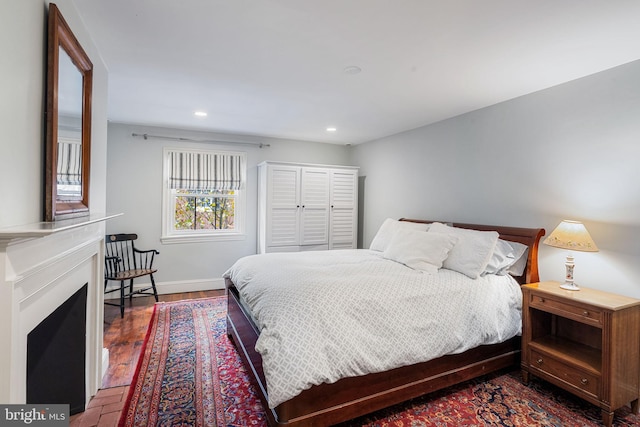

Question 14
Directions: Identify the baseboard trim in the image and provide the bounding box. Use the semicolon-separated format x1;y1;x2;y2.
105;278;225;300
156;278;225;295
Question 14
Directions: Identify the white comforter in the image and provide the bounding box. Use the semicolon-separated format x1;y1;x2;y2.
223;249;522;408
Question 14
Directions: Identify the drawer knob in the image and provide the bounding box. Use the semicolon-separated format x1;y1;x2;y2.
536;358;544;365
581;378;589;385
582;311;589;317
540;298;545;303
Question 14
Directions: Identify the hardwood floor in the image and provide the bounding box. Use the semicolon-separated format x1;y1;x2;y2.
71;290;224;426
102;290;224;388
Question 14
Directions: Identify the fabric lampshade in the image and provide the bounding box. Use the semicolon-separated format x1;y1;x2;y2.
543;220;598;252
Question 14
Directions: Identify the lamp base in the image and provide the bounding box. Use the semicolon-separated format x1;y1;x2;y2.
560;282;580;291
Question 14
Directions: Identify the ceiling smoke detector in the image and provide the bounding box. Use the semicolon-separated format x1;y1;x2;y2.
343;66;362;75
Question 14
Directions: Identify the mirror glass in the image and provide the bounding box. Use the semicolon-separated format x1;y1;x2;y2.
45;3;93;221
56;46;83;200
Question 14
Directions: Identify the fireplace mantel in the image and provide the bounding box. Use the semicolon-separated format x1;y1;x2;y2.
0;213;122;243
0;212;122;408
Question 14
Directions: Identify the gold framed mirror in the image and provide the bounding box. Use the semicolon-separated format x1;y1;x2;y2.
45;3;93;221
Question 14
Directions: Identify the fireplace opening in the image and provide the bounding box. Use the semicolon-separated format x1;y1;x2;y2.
27;284;88;415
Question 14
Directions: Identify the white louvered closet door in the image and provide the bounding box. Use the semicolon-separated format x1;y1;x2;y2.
266;165;301;248
329;169;358;249
299;168;330;246
258;161;358;253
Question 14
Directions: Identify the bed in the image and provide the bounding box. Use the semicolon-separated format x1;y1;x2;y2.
225;219;545;426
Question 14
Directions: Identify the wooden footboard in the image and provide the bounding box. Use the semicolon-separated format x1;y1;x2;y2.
226;221;545;426
227;278;520;426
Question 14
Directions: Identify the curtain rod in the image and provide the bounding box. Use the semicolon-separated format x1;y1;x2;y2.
131;133;270;148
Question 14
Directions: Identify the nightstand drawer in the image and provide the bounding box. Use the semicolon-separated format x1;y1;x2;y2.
529;294;602;325
529;349;599;397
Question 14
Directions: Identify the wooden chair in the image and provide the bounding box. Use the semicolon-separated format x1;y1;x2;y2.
104;233;160;317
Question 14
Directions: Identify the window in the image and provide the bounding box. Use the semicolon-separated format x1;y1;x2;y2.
162;148;246;243
56;136;82;199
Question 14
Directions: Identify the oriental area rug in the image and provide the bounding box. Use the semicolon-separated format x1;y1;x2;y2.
119;297;640;426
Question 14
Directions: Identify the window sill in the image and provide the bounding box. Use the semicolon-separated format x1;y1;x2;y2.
161;232;245;245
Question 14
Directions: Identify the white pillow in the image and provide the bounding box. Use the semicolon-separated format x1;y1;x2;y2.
383;229;457;274
484;239;528;276
507;246;529;276
369;218;430;252
428;222;499;279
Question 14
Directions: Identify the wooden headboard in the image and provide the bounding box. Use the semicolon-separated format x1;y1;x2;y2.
399;219;546;285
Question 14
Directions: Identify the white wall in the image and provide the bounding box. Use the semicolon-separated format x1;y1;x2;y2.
0;1;108;228
350;59;640;298
106;123;351;290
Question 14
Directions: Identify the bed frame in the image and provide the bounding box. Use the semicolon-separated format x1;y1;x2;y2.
226;220;545;426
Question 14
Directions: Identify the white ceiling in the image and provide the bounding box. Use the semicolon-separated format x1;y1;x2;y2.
73;0;640;145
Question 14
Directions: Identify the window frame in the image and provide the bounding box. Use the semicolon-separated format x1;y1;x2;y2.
161;147;246;244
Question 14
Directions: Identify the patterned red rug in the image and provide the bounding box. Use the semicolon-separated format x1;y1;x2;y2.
119;297;640;426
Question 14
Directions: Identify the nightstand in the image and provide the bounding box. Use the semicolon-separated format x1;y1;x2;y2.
521;281;640;427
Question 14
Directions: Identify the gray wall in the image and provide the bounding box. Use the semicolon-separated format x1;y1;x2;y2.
106;123;351;290
350;59;640;298
0;1;108;228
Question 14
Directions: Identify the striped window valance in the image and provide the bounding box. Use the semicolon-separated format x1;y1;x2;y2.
57;139;82;186
168;150;245;191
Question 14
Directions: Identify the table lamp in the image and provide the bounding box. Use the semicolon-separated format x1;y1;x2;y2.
543;220;598;291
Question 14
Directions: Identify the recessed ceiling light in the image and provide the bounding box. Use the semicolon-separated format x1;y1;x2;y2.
326;127;337;132
194;111;207;117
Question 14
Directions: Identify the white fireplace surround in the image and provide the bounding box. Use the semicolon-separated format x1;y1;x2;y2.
0;214;120;407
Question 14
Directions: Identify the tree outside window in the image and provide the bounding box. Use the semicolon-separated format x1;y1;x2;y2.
173;189;236;230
